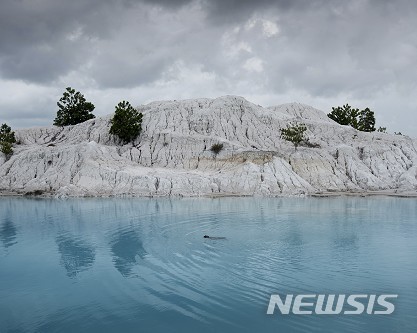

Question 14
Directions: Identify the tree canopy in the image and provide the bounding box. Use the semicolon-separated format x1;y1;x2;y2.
328;104;359;127
109;101;143;144
0;123;16;156
54;87;95;126
357;108;376;132
328;104;376;132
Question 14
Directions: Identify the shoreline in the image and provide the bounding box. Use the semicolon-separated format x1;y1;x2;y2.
1;190;416;199
310;190;417;198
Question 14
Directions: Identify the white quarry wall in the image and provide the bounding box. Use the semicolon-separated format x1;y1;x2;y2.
1;96;416;197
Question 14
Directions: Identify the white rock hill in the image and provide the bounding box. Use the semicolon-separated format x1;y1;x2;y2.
1;96;416;197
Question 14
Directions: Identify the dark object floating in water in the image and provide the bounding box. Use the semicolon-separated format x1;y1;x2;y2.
204;235;226;240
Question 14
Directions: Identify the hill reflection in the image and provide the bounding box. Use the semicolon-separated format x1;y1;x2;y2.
0;217;17;248
110;229;147;277
56;234;95;278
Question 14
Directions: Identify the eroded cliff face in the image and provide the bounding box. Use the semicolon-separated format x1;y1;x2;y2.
1;96;416;197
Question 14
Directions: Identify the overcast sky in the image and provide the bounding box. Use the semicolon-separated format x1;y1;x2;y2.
1;0;416;135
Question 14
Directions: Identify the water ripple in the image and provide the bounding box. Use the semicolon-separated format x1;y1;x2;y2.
1;197;417;332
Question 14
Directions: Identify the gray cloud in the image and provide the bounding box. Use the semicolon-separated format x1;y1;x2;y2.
0;0;117;82
141;0;192;7
202;0;325;24
0;0;416;135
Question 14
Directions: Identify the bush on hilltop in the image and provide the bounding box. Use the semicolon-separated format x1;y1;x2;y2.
109;101;143;144
328;104;376;132
54;87;95;126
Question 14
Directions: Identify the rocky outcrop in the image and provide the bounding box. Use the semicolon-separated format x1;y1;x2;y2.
1;96;416;197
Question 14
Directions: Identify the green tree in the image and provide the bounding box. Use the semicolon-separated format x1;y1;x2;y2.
357;108;376;132
328;104;376;132
109;101;143;143
0;123;16;157
280;122;307;151
327;104;359;126
54;87;95;126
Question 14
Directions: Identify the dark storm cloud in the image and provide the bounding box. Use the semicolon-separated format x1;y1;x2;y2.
1;0;415;91
202;0;417;24
0;0;189;83
0;0;203;85
1;0;417;134
0;0;118;82
141;0;192;7
0;0;297;83
201;0;324;24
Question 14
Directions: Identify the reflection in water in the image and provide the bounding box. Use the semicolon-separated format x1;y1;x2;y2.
1;197;417;333
0;217;17;248
110;229;147;277
56;234;95;278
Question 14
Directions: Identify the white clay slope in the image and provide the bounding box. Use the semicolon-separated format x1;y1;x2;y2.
0;96;416;197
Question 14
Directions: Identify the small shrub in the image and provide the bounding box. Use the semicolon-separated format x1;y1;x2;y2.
0;141;13;156
109;101;143;144
210;143;224;155
280;122;307;150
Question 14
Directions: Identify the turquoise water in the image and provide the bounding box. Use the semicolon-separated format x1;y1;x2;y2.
0;197;416;332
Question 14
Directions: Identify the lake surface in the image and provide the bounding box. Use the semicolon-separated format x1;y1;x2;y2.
0;197;416;332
